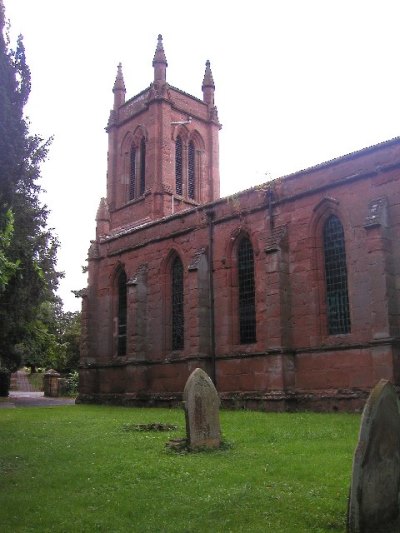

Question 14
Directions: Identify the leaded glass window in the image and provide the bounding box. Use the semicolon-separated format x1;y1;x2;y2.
188;141;195;200
323;215;351;335
238;237;256;344
129;146;136;200
139;137;146;196
172;256;184;350
117;270;127;356
175;136;183;195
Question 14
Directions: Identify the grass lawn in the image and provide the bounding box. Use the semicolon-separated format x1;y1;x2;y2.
0;405;359;532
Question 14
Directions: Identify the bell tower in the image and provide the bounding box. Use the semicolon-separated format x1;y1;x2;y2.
100;35;221;237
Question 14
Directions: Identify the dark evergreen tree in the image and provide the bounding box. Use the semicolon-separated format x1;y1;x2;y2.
0;1;62;371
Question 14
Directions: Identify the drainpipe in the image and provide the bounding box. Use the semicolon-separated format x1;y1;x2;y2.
206;209;217;386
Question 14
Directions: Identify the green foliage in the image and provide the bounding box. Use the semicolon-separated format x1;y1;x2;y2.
17;300;81;373
54;310;81;373
64;370;79;396
0;407;359;532
0;209;19;291
26;369;44;391
16;301;59;372
0;6;62;370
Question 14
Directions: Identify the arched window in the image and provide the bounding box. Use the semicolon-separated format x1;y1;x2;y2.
323;215;351;335
175;136;183;195
238;237;256;343
117;270;127;356
139;137;146;196
129;146;136;200
171;255;184;350
188;140;195;200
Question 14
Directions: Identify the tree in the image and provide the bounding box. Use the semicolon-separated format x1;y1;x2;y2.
0;2;62;371
15;298;81;374
54;308;81;373
0;208;19;291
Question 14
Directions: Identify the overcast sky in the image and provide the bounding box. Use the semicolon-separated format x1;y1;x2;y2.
5;0;400;311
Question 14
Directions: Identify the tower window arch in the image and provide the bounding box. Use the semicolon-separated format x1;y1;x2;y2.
323;215;351;335
188;140;195;200
129;145;136;200
139;137;146;196
171;255;184;350
175;136;183;195
238;237;256;344
117;269;127;356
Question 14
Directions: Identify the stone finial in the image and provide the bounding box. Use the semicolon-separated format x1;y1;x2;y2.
202;60;215;106
96;197;110;222
113;63;125;91
96;198;110;238
202;60;215;89
183;368;221;450
347;379;400;532
152;34;168;83
113;63;126;109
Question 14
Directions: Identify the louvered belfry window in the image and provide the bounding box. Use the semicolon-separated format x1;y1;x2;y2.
117;270;127;356
238;237;256;344
175;136;183;195
139;137;146;196
188;140;195;200
172;256;184;350
323;215;351;335
129;146;136;200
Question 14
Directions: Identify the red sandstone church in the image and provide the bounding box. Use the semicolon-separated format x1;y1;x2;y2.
78;35;400;411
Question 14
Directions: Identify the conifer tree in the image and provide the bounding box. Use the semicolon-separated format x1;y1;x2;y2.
0;1;62;371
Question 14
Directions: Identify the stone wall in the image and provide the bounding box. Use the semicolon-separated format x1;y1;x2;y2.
79;137;400;411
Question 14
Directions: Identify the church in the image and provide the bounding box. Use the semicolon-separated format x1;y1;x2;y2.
78;35;400;411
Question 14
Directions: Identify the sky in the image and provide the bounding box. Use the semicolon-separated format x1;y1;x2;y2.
5;0;400;312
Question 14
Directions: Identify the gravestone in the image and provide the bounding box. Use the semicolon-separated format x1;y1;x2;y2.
183;368;221;450
347;379;400;532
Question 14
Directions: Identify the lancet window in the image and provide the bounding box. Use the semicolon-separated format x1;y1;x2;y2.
188;140;195;200
139;137;146;196
129;146;136;200
117;269;127;356
171;256;184;350
323;215;351;335
175;136;183;195
238;237;256;344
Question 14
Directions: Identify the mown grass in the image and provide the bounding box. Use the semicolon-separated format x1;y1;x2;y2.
0;406;360;532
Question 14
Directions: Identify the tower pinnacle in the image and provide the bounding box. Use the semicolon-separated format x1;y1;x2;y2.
202;60;215;105
113;63;126;109
152;34;168;83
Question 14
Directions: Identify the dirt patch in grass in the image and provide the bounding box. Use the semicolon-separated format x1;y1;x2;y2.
122;422;178;432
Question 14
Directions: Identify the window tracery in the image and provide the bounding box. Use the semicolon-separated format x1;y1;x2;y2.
323;215;351;334
238;237;256;343
171;255;184;350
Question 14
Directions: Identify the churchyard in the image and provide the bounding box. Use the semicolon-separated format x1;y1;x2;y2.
0;405;359;532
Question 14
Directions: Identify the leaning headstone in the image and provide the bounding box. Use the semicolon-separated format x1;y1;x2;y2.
347;379;400;532
183;368;221;450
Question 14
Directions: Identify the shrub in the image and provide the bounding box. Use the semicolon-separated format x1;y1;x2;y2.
65;370;79;396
